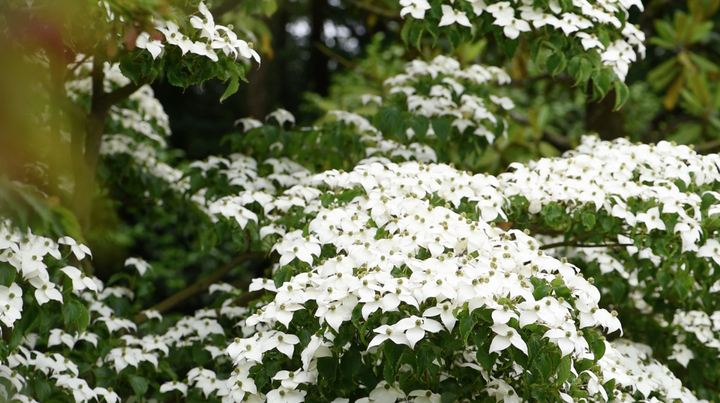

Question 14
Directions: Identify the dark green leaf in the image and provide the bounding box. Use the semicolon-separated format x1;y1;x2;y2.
220;75;240;103
504;38;520;59
546;52;567;76
612;81;630;111
129;376;149;397
383;360;396;384
317;356;338;382
35;379;52;401
62;299;84;328
557;355;572;384
0;264;15;287
431;118;451;143
417;345;434;373
459;313;475;343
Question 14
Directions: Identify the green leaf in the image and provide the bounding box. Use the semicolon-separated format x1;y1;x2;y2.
504;38;520;59
378;107;403;140
612;81;630;111
220;75;240;103
533;353;553;380
448;29;462;50
610;278;626;303
410;23;424;50
129;376;149;397
384;341;405;365
317;356;338;382
158;360;179;380
441;392;457;403
431;118;451;144
581;210;597;230
341;348;362;381
274;265;291;288
383;360;396;384
647;58;680;91
0;264;15;287
538;141;560;158
533;282;552;300
119;53;142;84
401;21;413;46
416;345;434;373
477;349;495;373
602;379;616;399
557;355;572;384
35;378;52;401
596;29;611;48
689;21;713;44
654;19;676;42
459;313;475;343
689;52;720;72
409;115;429;142
529;37;543;64
76;303;90;334
591;70;611;100
587;331;607;361
63;299;84;328
546;52;567;76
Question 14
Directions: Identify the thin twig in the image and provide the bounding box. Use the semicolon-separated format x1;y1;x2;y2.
211;0;243;18
540;242;631;250
313;42;380;82
134;252;266;324
347;0;399;18
100;76;152;111
66;53;91;77
509;112;573;151
694;137;720;153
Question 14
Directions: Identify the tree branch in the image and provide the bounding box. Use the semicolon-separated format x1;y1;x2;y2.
540;242;631;250
232;290;268;307
99;76;152;112
695;138;720;153
211;0;243;18
134;252;266;324
313;42;380;82
347;0;399;18
509;112;573;151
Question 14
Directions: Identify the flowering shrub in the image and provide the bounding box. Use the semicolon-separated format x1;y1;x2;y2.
6;28;718;400
399;0;645;106
4;1;720;403
2;128;720;403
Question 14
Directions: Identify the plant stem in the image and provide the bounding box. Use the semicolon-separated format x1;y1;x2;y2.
134;252;266;324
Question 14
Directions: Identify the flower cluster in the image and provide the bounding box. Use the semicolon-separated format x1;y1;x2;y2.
400;0;645;81
3;133;720;402
222;155;700;403
136;2;260;64
384;55;513;143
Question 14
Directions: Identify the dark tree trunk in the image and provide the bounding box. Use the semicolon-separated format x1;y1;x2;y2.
309;0;329;96
586;83;625;141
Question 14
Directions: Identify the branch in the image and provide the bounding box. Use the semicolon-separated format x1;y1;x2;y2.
313;42;380;82
509;112;573;151
134;252;266;324
692;137;720;153
232;290;268;307
211;0;243;18
540;242;631;250
99;76;152;112
66;53;91;77
347;0;399;18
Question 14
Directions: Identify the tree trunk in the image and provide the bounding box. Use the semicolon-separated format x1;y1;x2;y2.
309;0;329;96
586;83;625;141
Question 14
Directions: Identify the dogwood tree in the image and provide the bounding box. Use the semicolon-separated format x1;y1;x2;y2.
2;1;720;403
